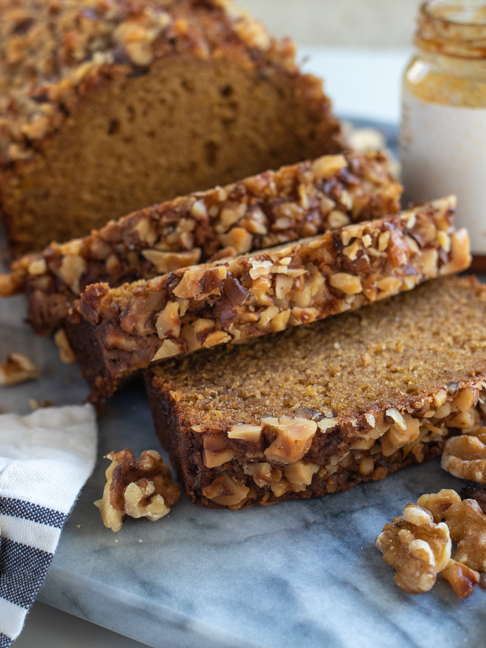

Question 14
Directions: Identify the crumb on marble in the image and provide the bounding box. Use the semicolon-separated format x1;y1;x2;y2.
94;448;180;532
0;353;39;386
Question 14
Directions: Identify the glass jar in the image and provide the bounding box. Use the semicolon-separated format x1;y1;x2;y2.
400;0;486;270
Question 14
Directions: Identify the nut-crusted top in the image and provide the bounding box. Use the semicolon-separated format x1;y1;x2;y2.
68;196;469;398
1;151;401;334
0;0;303;165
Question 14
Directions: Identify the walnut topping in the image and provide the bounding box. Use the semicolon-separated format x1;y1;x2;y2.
284;460;319;488
55;255;87;295
385;408;406;429
311;155;347;179
317;418;337;431
439;229;471;275
134;218;157;245
327;210;350;229
329;272;362;295
56;191;468;401
202;472;250;508
172;266;227;300
227;424;263;442
359;456;375;475
202;330;231;347
219;227;252;254
376;503;451;594
0;352;39;386
143;249;202;274
152;338;181;361
441;431;486;482
263;416;317;464
94;449;179;533
105;329;139;352
155;301;181;339
244;462;282;488
203;435;235;468
28;258;47;275
381;414;420;457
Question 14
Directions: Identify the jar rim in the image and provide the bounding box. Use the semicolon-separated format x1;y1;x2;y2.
422;0;486;28
416;0;486;58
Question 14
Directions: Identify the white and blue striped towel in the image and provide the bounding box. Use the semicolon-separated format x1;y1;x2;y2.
0;404;97;646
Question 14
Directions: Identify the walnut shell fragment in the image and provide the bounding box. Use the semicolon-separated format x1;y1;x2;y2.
94;449;180;532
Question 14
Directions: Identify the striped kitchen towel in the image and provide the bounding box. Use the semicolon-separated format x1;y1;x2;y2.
0;404;97;647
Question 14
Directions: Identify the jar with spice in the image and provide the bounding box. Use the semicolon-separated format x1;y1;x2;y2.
400;0;486;270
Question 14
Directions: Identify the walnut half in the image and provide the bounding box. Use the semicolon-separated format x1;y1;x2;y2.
376;503;451;594
378;489;486;599
441;429;486;483
94;449;180;532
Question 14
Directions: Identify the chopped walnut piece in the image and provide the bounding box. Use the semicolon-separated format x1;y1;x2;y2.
439;228;471;275
329;272;362;295
227;424;263;442
54;329;77;364
142;249;202;274
202;472;250;508
311;154;347;179
0;353;39;386
284;460;319;488
452;388;476;413
444;499;486;572
155;301;181;339
263;416;317;464
417;489;461;524
94;449;180;533
152;339;181;361
381;414;420;457
244;462;282;488
55;254;87;295
376;503;451;594
442;560;480;599
441;433;486;483
203;434;235;468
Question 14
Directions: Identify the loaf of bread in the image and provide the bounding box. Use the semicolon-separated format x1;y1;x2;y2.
1;152;401;334
144;276;486;509
0;0;344;256
65;196;469;400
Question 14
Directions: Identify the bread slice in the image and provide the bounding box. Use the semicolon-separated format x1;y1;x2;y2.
0;0;344;256
0;152;401;335
144;276;486;509
65;196;469;400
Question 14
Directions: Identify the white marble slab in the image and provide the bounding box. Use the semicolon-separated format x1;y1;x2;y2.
1;271;486;648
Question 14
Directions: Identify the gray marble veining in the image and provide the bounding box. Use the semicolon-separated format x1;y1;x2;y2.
1;279;486;648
